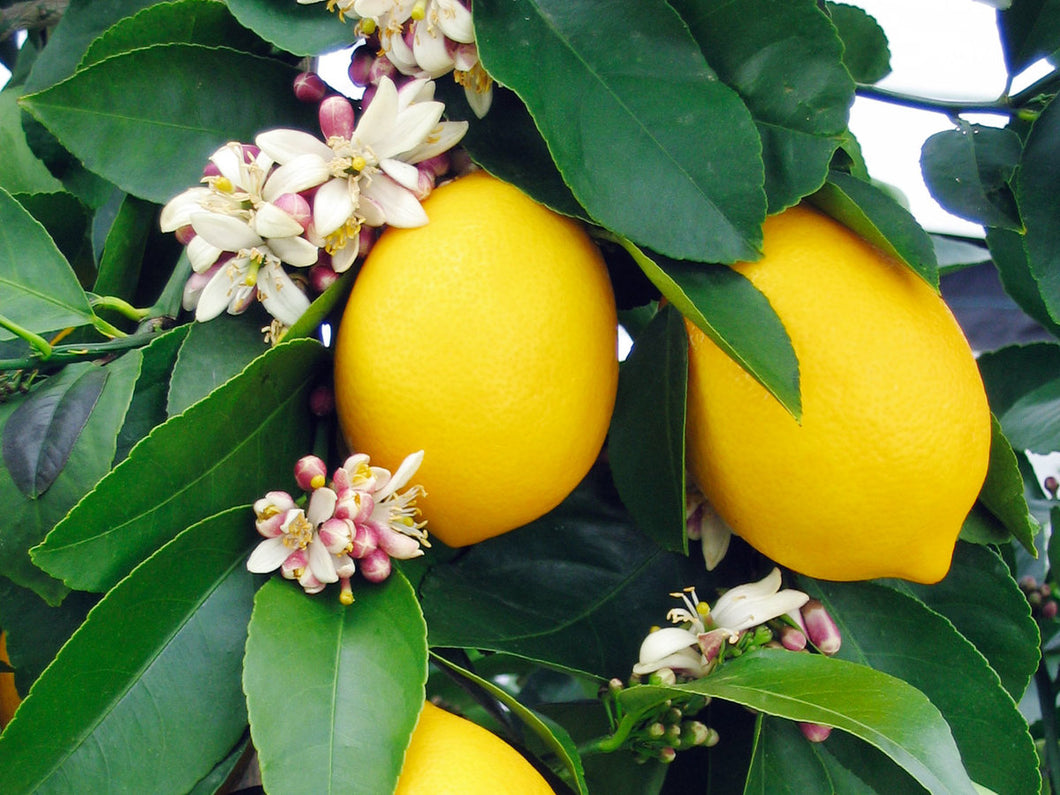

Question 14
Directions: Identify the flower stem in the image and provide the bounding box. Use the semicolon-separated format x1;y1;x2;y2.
90;294;151;322
0;327;165;371
0;312;52;359
1035;658;1060;795
577;714;640;756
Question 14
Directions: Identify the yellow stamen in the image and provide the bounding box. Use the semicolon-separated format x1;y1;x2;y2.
411;0;427;20
311;474;326;489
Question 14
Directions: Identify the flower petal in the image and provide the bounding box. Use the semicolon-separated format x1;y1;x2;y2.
247;536;292;573
363;174;428;227
257;128;334;164
258;262;312;326
307;535;339;583
313;178;356;238
160;187;210;231
253;202;306;239
191;212;264;251
263;153;331;201
307;486;339;525
266;234;320;268
375;450;424;499
187;235;223;273
380;157;421;191
195;259;246;321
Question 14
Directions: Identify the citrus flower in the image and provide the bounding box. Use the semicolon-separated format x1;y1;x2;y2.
685;488;733;571
193;247;311;326
255;77;467;272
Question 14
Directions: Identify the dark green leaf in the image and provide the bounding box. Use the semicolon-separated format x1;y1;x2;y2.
20;44;318;204
999;0;1060;74
189;733;252;795
960;503;1013;548
804;579;1039;795
978;341;1060;453
608;304;687;554
885;543;1039;702
286;267;355;342
921;122;1022;230
986;227;1060;339
0;354;140;604
92;194;155;301
433;81;585;220
1016;94;1060;323
810;170;939;289
0;186;95;340
672;0;853;212
226;0;358;56
31;339;326;592
825;2;891;83
627;649;977;794
619;241;800;419
473;0;766;263
245;573;427;795
12;191;93;283
79;0;269;67
0;507;258;794
0;91;64;194
975;415;1040;554
2;366;107;497
421;467;707;678
167;314;270;417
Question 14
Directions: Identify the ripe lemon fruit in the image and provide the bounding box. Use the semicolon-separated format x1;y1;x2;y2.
685;204;991;583
0;632;20;729
334;171;618;547
395;701;554;794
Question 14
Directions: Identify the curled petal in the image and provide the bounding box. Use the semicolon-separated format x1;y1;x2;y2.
256;262;310;326
247;536;291;574
412;25;456;77
432;0;474;42
401;120;468;165
362;174;428;227
330;237;361;274
266;234;321;268
257;128;333;165
464;82;493;119
635;626;700;669
306;486;339;525
160;187;210;231
196;259;248;321
376;524;424;559
710;568;809;635
187;235;223;273
380;158;421;192
375;450;425;500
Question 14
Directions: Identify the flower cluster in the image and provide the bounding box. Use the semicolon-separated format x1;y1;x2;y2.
160;75;466;331
247;451;429;603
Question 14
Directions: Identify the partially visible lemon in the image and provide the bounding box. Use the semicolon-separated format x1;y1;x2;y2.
394;701;554;794
0;632;20;729
685;204;991;583
334;171;618;547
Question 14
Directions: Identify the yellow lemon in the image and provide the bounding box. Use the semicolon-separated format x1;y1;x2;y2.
0;632;20;729
395;701;554;794
334;171;618;547
685;204;991;583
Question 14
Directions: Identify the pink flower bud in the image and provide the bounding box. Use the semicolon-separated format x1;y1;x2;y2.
417;153;451;179
294;455;328;491
203;161;221;178
309;384;335;417
368;53;398;84
413;167;436;201
798;722;832;743
377;525;424;559
801;600;841;655
357;226;377;259
175;224;196;246
293;71;328;103
334;554;356;579
348;47;376;87
779;625;807;652
360;548;392;582
319;517;354;554
360;84;377;108
272;192;312;232
1044;600;1059;620
319;96;355;140
281;548;309;580
309;262;340;294
350;523;379;558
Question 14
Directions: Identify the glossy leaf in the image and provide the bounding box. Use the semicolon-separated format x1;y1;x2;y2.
619;240;800;419
672;0;853;212
803;579;1039;795
0;354;140;604
921;122;1022;230
0;507;258;795
31;339;326;593
79;0;269;68
608;303;687;554
885;543;1039;702
286;268;355;342
0;91;64;194
244;573;427;795
92;194;155;301
430;653;588;794
810;170;939;290
473;0;766;263
978;341;1060;453
20;43;318;204
975;415;1040;555
985;227;1060;339
624;649;977;794
2;365;107;498
226;0;359;56
1016;94;1060;324
0;186;95;340
14;191;93;283
999;0;1060;74
825;2;891;83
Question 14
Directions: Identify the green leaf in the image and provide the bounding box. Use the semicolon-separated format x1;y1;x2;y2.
31;339;326;593
625;649;977;794
286;267;355;343
20;44;318;204
421;467;707;678
0;507;258;794
244;573;427;795
473;0;766;263
0;91;64;194
985;227;1060;339
810;170;939;290
12;191;93;283
167;314;269;417
975;415;1040;555
672;0;853;213
999;0;1060;74
0;354;140;604
825;2;891;83
978;341;1060;453
430;653;588;794
885;543;1039;702
619;240;800;419
79;0;269;68
226;0;358;56
804;579;1040;795
92;194;156;301
921;122;1022;230
0;186;95;341
2;366;107;498
1016;94;1060;324
608;304;687;554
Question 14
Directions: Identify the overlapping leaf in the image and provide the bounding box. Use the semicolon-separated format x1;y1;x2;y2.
1016;94;1060;324
976;415;1040;554
999;0;1060;74
825;2;891;83
978;341;1060;453
244;574;427;795
31;339;326;592
226;0;358;56
0;507;258;794
473;0;766;263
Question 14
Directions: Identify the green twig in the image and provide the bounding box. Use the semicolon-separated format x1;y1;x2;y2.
0;327;166;371
90;294;151;322
577;714;639;756
1036;659;1060;795
854;83;1011;117
0;312;52;359
90;314;128;339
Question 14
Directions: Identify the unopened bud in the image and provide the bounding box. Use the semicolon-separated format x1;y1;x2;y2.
350;523;380;559
1029;591;1043;608
648;722;666;739
359;548;392;583
779;624;807;652
1019;575;1038;593
664;707;682;725
272;192;312;232
798;722;832;743
175;224;196;246
752;625;773;645
348;46;375;86
1046;476;1059;497
293;71;328;103
648;668;677;687
1042;584;1053;600
801;599;842;655
608;678;624;694
309;384;335;417
665;723;682;744
413;167;436;201
319;96;355;140
657;747;677;764
368;51;398;84
1043;600;1058;620
294;455;328;491
309;262;340;294
417;153;451;179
